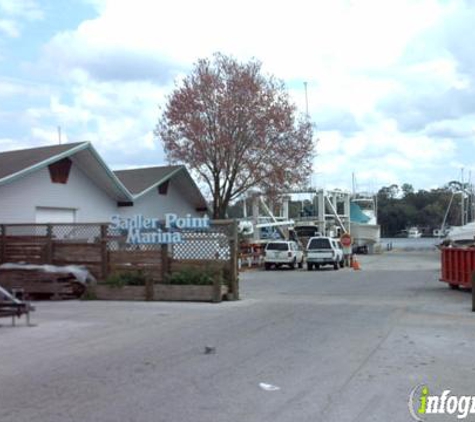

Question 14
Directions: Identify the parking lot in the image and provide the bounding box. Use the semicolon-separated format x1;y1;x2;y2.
1;250;474;422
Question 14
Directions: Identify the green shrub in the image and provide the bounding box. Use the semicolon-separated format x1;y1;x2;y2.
81;289;97;300
104;270;147;288
166;267;220;286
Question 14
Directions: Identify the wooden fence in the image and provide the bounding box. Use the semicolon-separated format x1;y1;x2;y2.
0;221;239;299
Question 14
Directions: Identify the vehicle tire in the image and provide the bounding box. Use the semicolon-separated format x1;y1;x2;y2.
339;260;344;268
333;262;339;270
264;263;271;271
290;258;296;270
307;263;313;271
315;264;320;270
449;283;460;290
298;259;303;269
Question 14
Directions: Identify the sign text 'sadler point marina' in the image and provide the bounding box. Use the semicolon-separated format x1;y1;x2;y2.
110;214;210;244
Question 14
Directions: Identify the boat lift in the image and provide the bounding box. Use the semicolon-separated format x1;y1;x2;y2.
238;189;351;242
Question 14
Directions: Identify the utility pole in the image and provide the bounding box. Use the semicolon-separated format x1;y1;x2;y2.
304;82;309;117
58;126;62;145
461;167;465;225
469;171;473;222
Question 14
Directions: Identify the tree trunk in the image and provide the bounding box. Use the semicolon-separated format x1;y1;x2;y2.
213;202;227;219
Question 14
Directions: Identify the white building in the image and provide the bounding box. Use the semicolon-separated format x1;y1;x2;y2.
0;142;208;223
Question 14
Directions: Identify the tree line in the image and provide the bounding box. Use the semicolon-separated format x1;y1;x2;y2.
376;182;473;236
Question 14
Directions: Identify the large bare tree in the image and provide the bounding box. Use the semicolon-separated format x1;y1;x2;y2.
156;53;315;218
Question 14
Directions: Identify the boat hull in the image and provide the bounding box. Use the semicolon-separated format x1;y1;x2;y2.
350;223;381;246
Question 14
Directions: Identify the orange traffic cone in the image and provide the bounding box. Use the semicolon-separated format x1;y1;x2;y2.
352;256;361;271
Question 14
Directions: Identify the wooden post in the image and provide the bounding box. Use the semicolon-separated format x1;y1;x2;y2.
228;220;239;300
0;224;5;264
45;224;53;264
161;244;169;283
212;269;222;303
472;272;475;312
100;224;108;282
145;272;153;301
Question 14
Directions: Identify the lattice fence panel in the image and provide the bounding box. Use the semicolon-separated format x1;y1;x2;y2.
5;225;48;237
106;225;164;252
51;225;101;243
2;225;48;264
106;221;235;259
171;231;232;261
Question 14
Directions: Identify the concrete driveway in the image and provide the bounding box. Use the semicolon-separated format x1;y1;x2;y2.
1;250;474;422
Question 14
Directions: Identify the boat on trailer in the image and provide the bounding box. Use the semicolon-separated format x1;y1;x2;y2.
350;195;380;253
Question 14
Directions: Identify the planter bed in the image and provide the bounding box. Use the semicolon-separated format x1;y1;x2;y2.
93;285;146;301
153;284;228;302
91;284;229;302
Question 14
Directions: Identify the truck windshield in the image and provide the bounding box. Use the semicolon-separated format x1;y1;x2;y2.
266;243;289;251
308;238;331;249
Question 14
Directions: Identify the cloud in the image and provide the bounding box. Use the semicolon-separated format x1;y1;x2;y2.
3;0;475;193
0;0;43;20
0;77;51;97
39;0;444;84
23;76;168;168
31;127;69;144
375;3;475;134
0;19;19;37
379;85;475;133
315;109;361;135
0;0;43;38
313;119;457;190
0;137;32;152
41;43;183;84
425;121;475;139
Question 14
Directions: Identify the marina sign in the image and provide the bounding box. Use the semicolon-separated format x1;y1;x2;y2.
110;214;210;244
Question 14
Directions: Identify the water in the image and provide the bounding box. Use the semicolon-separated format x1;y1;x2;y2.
380;237;440;251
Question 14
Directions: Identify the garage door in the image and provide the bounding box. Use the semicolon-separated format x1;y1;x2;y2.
35;207;77;223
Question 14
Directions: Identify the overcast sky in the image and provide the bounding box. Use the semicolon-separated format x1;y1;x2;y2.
0;0;474;192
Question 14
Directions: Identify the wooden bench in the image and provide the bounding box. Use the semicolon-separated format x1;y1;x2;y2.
0;285;35;326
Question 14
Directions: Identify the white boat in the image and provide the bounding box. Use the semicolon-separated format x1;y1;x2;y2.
445;222;475;244
439;182;475;245
433;228;445;237
350;196;381;250
407;227;422;238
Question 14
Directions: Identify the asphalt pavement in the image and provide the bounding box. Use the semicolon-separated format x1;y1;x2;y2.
1;250;474;422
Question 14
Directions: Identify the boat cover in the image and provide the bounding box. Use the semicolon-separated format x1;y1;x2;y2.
350;202;371;224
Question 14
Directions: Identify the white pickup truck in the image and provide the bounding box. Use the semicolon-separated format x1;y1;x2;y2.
306;236;344;271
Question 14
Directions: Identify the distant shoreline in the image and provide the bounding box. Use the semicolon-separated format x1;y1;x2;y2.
380;237;439;251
